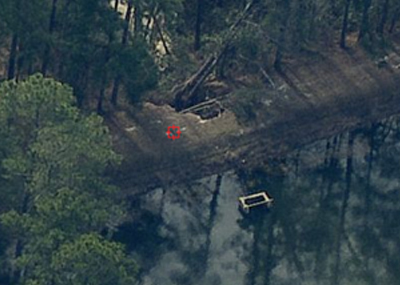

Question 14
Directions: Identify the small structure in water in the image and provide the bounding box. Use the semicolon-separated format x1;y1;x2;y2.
238;191;273;214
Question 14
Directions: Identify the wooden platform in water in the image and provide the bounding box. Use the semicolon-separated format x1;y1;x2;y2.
238;191;273;213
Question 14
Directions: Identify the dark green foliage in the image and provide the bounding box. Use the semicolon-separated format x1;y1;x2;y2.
0;0;398;109
0;1;399;282
113;42;159;104
0;0;159;108
50;234;137;285
0;75;136;284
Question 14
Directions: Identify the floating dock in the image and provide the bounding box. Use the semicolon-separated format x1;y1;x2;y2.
238;191;273;213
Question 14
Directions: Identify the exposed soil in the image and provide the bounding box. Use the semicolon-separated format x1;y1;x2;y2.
108;34;400;194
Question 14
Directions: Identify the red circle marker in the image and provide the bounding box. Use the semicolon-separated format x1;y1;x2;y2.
166;125;181;140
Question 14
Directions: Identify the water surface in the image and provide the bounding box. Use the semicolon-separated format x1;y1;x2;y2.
117;120;400;285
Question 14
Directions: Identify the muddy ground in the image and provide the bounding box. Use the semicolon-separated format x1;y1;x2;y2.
108;35;400;195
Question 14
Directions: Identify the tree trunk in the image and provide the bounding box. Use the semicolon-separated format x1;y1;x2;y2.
133;5;141;36
173;56;217;110
340;0;352;49
111;0;133;106
97;84;106;114
75;67;89;108
308;2;317;40
274;1;290;71
42;0;58;76
358;0;372;41
323;139;331;168
274;48;283;71
153;14;170;55
389;6;400;33
377;0;390;35
122;1;132;45
97;32;114;114
9;192;30;284
194;0;203;51
143;16;152;39
111;77;121;106
98;0;119;111
7;34;18;80
16;43;24;81
97;56;109;114
389;12;398;33
216;49;227;80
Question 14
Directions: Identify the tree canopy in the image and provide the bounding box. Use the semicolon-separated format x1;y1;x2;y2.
0;0;399;283
0;74;135;284
0;0;398;110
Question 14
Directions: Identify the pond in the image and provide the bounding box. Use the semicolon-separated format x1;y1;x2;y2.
114;117;400;285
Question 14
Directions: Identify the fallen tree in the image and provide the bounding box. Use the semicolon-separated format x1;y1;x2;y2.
108;37;400;193
172;0;256;111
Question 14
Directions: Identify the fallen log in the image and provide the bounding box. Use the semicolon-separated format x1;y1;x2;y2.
179;98;217;114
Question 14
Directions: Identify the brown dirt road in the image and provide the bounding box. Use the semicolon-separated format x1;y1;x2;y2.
108;36;400;194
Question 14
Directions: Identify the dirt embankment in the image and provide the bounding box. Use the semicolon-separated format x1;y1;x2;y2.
109;36;400;194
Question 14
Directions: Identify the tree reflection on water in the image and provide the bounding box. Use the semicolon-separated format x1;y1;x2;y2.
120;117;400;285
237;118;400;285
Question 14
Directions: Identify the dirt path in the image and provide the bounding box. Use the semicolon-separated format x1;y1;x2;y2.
109;37;400;194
